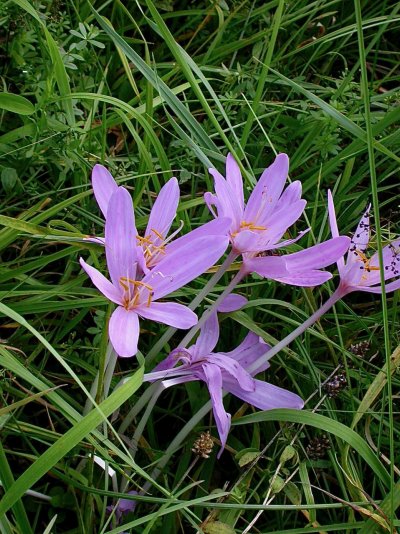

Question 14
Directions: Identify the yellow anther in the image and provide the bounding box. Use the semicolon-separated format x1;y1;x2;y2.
239;220;267;232
354;250;380;276
151;228;164;240
119;276;136;290
136;235;153;245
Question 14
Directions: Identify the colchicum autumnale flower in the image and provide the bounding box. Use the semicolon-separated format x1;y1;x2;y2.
90;164;229;275
205;153;350;286
144;295;304;456
328;190;400;296
80;187;229;357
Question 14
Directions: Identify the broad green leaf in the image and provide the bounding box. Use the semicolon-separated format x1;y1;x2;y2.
0;93;35;115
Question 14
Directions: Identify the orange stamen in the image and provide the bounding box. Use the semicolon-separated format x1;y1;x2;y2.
151;228;164;240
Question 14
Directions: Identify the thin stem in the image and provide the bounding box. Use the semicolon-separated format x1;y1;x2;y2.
83;342;115;416
129;384;164;459
120;384;165;494
118;382;160;434
248;287;343;376
354;0;393;526
102;346;118;399
145;250;238;366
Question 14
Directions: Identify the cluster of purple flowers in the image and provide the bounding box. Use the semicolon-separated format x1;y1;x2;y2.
81;153;400;456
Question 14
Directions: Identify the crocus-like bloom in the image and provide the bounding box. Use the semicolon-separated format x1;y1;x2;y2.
90;164;228;275
205;154;306;256
80;187;229;357
145;295;304;456
328;190;400;295
206;154;351;286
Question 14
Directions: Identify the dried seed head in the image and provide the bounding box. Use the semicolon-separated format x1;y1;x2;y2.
348;340;370;358
192;431;214;459
323;372;347;398
306;435;331;460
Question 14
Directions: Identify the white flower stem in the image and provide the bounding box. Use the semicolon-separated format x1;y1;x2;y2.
247;287;343;375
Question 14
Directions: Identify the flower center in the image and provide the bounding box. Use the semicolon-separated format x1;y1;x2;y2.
119;277;154;309
136;228;166;267
354;250;380;280
231;220;266;238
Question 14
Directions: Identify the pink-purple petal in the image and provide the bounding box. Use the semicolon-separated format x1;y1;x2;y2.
233;229;260;253
138;302;197;329
150;347;193;374
209;169;243;228
275;180;302;209
145;177;179;244
360;277;400;294
165;217;231;255
223;377;304;411
109;306;140;358
105;187;138;287
244;153;289;224
92;164;119;218
217;294;248;313
243;255;288;278
272;270;333;287
202;362;231;457
191;312;219;359
209;353;255;392
327;190;339;239
79;258;122;305
262;199;307;242
221;332;271;375
204;191;222;220
284;237;350;271
226;153;244;212
145;235;229;300
327;190;345;274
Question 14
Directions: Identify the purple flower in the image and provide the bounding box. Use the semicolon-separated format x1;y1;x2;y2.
145;295;304;457
328;190;400;295
107;491;137;523
205;153;306;256
205;154;351;285
80;187;229;357
90;164;229;275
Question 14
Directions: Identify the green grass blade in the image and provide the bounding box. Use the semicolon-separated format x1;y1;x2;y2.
234;409;390;487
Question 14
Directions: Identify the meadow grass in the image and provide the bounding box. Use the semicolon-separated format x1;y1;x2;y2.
0;0;399;532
